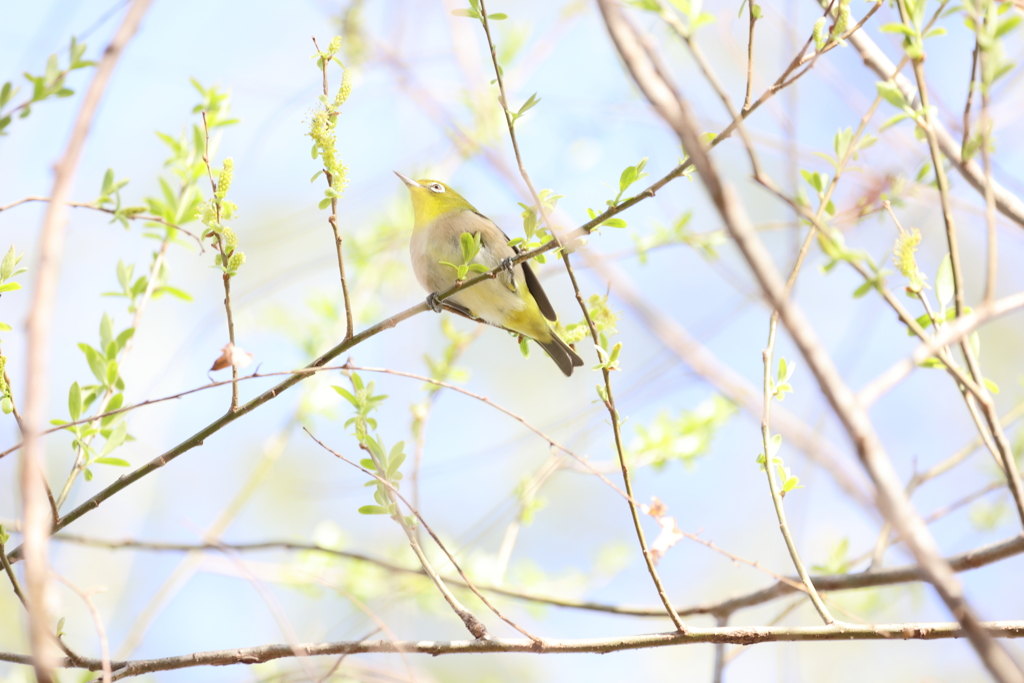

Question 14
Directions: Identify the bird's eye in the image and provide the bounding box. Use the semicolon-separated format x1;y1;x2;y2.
429;183;445;193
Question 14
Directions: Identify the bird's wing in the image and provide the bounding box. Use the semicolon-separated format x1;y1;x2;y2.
473;212;558;322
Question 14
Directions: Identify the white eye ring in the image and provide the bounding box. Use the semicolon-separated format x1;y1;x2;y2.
429;183;445;193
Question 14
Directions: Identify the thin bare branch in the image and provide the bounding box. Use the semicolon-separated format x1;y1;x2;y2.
3;621;1024;679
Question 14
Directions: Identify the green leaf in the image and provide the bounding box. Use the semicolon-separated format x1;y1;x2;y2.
79;343;108;384
99;420;128;457
984;377;1000;394
0;282;22;294
358;505;389;515
94;457;130;467
880;22;917;36
100;313;114;352
451;8;481;18
0;246;17;281
517;93;541;117
332;385;359;407
68;382;82;421
488;12;508;20
852;280;874;298
0;321;11;332
602;218;627;228
876;80;908;109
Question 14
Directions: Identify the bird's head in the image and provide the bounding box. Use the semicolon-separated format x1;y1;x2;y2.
395;172;477;226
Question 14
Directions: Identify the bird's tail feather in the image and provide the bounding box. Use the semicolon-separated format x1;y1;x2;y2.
537;334;585;377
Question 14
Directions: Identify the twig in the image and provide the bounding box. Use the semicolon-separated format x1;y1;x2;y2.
844;27;1024;228
46;530;1024;620
477;0;686;630
869;5;1024;525
743;0;756;111
753;78;885;628
19;2;152;680
594;2;1024;679
305;430;543;643
53;574;111;683
4;621;1024;678
311;36;354;341
868;402;1024;568
0;196;202;247
200;111;240;412
0;531;26;605
581;252;875;510
114;419;298;659
0;4;925;563
54;240;171;509
858;291;1024;406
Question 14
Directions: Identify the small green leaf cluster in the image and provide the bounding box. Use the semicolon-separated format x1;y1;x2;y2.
633;212;724;263
451;0;508;23
816;225;871;277
876;79;937;136
507;92;540;127
148;81;237;240
507;189;563;264
756;433;803;496
0;245;28;334
760;357;802;495
588;294;623;374
333;373;388;444
772;357;796;401
812;538;852;574
800;168;836;217
103;258;191;314
880;0;947;60
357;437;408;519
590;158;650;229
50;314;137;480
95;169;147;229
960;0;1019;159
628;0;716;37
309;36;352;210
334;373;413;525
55;379;132;481
557;293;619;346
440;232;491;281
814;128;878;179
737;0;763;20
628;395;735;469
0;38;94;136
71;313;133;399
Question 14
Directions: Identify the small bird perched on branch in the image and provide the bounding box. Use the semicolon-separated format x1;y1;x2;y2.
396;172;584;376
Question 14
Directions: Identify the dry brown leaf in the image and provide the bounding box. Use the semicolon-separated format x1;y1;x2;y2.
210;343;254;371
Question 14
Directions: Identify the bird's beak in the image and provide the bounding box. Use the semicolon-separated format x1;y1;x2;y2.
394;171;422;188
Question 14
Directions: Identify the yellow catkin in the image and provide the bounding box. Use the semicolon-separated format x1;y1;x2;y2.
894;227;926;291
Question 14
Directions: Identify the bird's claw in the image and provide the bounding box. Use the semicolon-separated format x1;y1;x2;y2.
426;292;443;313
498;256;515;274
